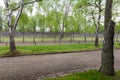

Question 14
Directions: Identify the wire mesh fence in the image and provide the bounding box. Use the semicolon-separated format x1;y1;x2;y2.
0;32;119;46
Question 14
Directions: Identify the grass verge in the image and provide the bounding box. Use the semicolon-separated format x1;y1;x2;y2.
0;44;101;56
44;70;120;80
1;43;120;57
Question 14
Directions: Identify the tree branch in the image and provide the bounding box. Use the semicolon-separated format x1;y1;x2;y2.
3;0;9;8
91;10;97;28
12;0;41;11
95;0;99;8
12;0;24;32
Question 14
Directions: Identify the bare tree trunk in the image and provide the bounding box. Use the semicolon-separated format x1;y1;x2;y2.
54;34;56;43
22;32;25;43
59;32;64;45
59;22;64;45
33;26;36;44
91;0;102;47
0;36;1;43
99;20;115;76
95;0;102;47
91;9;99;46
84;33;86;43
70;34;72;43
95;29;99;46
4;0;24;53
41;33;44;42
9;32;16;52
0;18;2;43
59;0;71;45
41;30;44;42
72;32;75;42
99;0;115;76
7;9;17;52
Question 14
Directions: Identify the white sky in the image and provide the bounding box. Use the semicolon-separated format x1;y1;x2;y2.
0;0;4;7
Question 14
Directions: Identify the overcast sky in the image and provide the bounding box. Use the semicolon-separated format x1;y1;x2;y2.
0;0;4;7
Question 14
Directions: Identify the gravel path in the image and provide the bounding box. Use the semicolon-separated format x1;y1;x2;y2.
0;50;120;80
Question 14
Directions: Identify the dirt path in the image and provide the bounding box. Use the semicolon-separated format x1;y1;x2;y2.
0;50;120;80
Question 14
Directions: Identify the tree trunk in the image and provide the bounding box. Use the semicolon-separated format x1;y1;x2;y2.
70;35;72;43
115;34;119;42
99;20;115;76
59;32;64;45
71;32;75;43
84;33;86;43
22;32;25;43
91;0;102;47
59;20;65;45
99;0;115;76
41;31;44;42
95;30;99;47
33;33;36;43
9;32;16;52
54;34;56;43
33;26;36;43
0;17;2;43
4;0;41;53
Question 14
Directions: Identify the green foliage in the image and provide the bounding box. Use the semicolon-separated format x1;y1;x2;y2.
75;0;89;9
46;10;62;32
7;0;37;10
1;0;120;35
19;12;30;25
8;1;19;9
2;0;105;34
18;12;30;32
115;22;120;34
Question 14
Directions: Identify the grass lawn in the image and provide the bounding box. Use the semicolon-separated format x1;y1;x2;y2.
0;44;101;56
1;36;104;42
1;36;55;42
0;43;120;56
44;70;120;80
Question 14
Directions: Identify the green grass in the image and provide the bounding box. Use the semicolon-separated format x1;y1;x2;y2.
114;42;120;48
0;43;120;56
0;44;101;56
1;36;105;42
0;43;119;56
44;70;120;80
1;36;120;43
1;36;55;42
